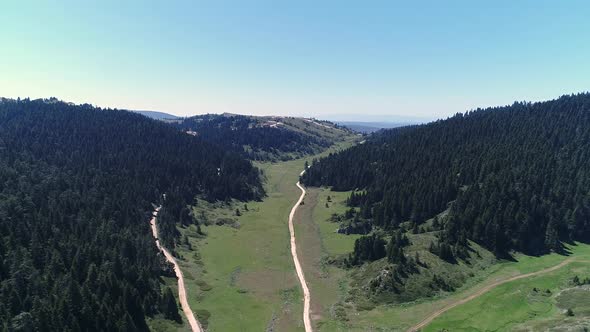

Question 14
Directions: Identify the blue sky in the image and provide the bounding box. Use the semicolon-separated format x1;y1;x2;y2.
1;1;589;120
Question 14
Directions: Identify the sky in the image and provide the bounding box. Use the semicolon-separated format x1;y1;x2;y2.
1;1;589;121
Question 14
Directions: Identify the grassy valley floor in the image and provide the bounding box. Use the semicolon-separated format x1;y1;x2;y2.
292;187;360;331
163;137;356;332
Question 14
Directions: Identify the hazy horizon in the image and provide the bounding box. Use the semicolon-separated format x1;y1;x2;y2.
4;93;587;124
2;1;589;118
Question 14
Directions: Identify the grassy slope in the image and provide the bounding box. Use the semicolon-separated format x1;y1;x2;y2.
221;114;351;142
160;135;357;332
338;243;590;332
426;243;590;331
279;117;352;143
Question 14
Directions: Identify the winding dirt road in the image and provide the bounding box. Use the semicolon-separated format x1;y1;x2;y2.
289;170;313;332
150;207;202;332
408;257;575;332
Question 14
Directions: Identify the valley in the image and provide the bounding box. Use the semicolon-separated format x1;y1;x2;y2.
5;4;590;332
168;160;590;332
3;97;590;332
164;135;357;331
145;96;590;331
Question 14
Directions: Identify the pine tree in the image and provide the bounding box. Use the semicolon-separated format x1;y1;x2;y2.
545;218;561;252
161;288;181;323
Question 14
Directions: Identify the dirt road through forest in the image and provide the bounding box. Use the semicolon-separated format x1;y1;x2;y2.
150;207;202;332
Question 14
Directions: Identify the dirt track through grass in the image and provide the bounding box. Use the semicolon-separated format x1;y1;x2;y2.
150;207;202;332
289;171;313;332
408;258;575;331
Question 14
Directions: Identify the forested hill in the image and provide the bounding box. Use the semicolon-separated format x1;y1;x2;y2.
302;93;590;257
173;114;350;161
0;98;263;331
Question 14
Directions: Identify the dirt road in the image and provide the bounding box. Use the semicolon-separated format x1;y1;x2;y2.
408;258;575;331
150;207;202;332
289;170;313;332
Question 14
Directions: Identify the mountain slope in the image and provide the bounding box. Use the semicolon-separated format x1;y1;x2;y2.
174;114;352;161
302;93;590;257
0;98;263;331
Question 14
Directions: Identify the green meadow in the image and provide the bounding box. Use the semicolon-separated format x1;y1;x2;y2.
425;243;590;331
166;137;357;331
292;187;360;331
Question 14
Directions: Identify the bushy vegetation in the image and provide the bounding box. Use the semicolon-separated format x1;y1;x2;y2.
347;234;386;265
0;98;263;331
571;275;590;286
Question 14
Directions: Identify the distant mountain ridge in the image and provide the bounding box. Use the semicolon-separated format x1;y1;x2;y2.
135;110;180;120
336;121;413;133
173;113;353;161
